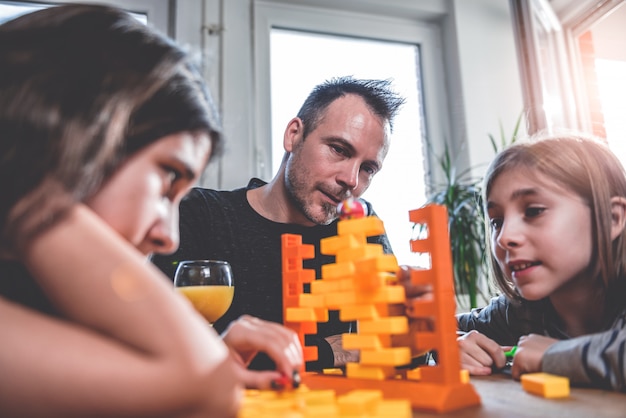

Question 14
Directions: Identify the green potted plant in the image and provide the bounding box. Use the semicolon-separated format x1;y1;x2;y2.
425;116;522;309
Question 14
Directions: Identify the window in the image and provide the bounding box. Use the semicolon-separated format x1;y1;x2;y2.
0;1;166;29
255;3;449;265
270;29;426;265
512;0;626;166
0;1;49;23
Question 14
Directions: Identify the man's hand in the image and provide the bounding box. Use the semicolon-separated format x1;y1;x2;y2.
325;334;359;366
392;265;434;356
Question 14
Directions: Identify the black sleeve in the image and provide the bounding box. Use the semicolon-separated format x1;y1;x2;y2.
456;295;521;345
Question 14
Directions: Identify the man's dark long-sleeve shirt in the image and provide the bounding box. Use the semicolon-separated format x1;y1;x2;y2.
152;178;392;370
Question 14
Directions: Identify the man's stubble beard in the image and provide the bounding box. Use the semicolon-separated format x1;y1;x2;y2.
285;160;337;226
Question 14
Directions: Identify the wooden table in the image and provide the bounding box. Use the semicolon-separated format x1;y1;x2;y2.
412;373;626;417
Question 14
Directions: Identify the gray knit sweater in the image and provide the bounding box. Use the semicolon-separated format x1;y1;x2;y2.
457;294;626;391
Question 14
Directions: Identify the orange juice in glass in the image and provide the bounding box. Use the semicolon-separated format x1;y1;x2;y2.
174;260;234;325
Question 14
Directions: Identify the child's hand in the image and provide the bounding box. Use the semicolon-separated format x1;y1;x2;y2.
221;315;303;389
458;330;508;375
510;334;558;380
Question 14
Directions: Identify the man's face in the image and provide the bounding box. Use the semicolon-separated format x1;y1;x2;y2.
284;94;390;225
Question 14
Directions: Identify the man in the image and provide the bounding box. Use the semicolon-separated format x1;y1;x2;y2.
152;76;405;370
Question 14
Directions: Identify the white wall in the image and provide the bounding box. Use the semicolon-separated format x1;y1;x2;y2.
446;0;526;178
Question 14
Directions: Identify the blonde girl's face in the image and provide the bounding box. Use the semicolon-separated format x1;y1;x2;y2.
486;167;593;301
86;132;212;256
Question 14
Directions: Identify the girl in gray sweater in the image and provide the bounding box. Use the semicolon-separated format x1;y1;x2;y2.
457;135;626;391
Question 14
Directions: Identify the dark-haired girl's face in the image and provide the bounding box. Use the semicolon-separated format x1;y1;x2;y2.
86;132;211;256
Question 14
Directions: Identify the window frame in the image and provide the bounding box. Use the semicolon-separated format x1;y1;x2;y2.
510;0;626;135
0;0;170;33
252;0;450;181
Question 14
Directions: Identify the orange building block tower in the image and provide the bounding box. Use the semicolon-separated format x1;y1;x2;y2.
280;204;480;413
281;234;322;369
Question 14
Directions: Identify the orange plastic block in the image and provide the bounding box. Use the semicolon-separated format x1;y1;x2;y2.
375;399;412;418
355;254;398;274
282;204;481;413
354;285;405;304
338;216;385;236
298;293;326;308
406;367;421;381
239;387;413;418
460;369;470;384
339;304;379;321
360;347;411;366
310;279;341;294
321;261;355;279
288;321;317;335
337;278;357;291
405;298;436;318
335;244;383;263
352;272;395;290
285;307;328;322
521;373;570;398
303;346;318;362
359;317;408;335
320;233;362;255
285;307;316;322
337;389;382;414
342;334;390;350
283;270;316;285
345;363;396;380
323;291;356;309
282;243;315;260
322;368;345;375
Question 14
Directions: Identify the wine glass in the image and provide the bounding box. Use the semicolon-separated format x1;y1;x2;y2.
174;260;234;325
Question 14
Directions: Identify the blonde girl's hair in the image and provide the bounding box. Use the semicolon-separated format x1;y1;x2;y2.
483;134;626;307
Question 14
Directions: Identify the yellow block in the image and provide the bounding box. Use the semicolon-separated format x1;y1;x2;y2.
355;254;398;274
360;347;411;366
320;233;361;255
339;304;379;321
300;389;337;405
322;368;345;375
337;389;382;415
353;272;389;290
342;334;388;350
355;285;406;304
298;293;326;308
460;369;470;384
285;307;316;322
521;372;570;398
376;399;412;418
406;367;421;381
338;216;385;236
359;316;408;335
346;362;396;380
336;244;383;263
321;261;355;279
324;291;356;309
310;279;340;294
